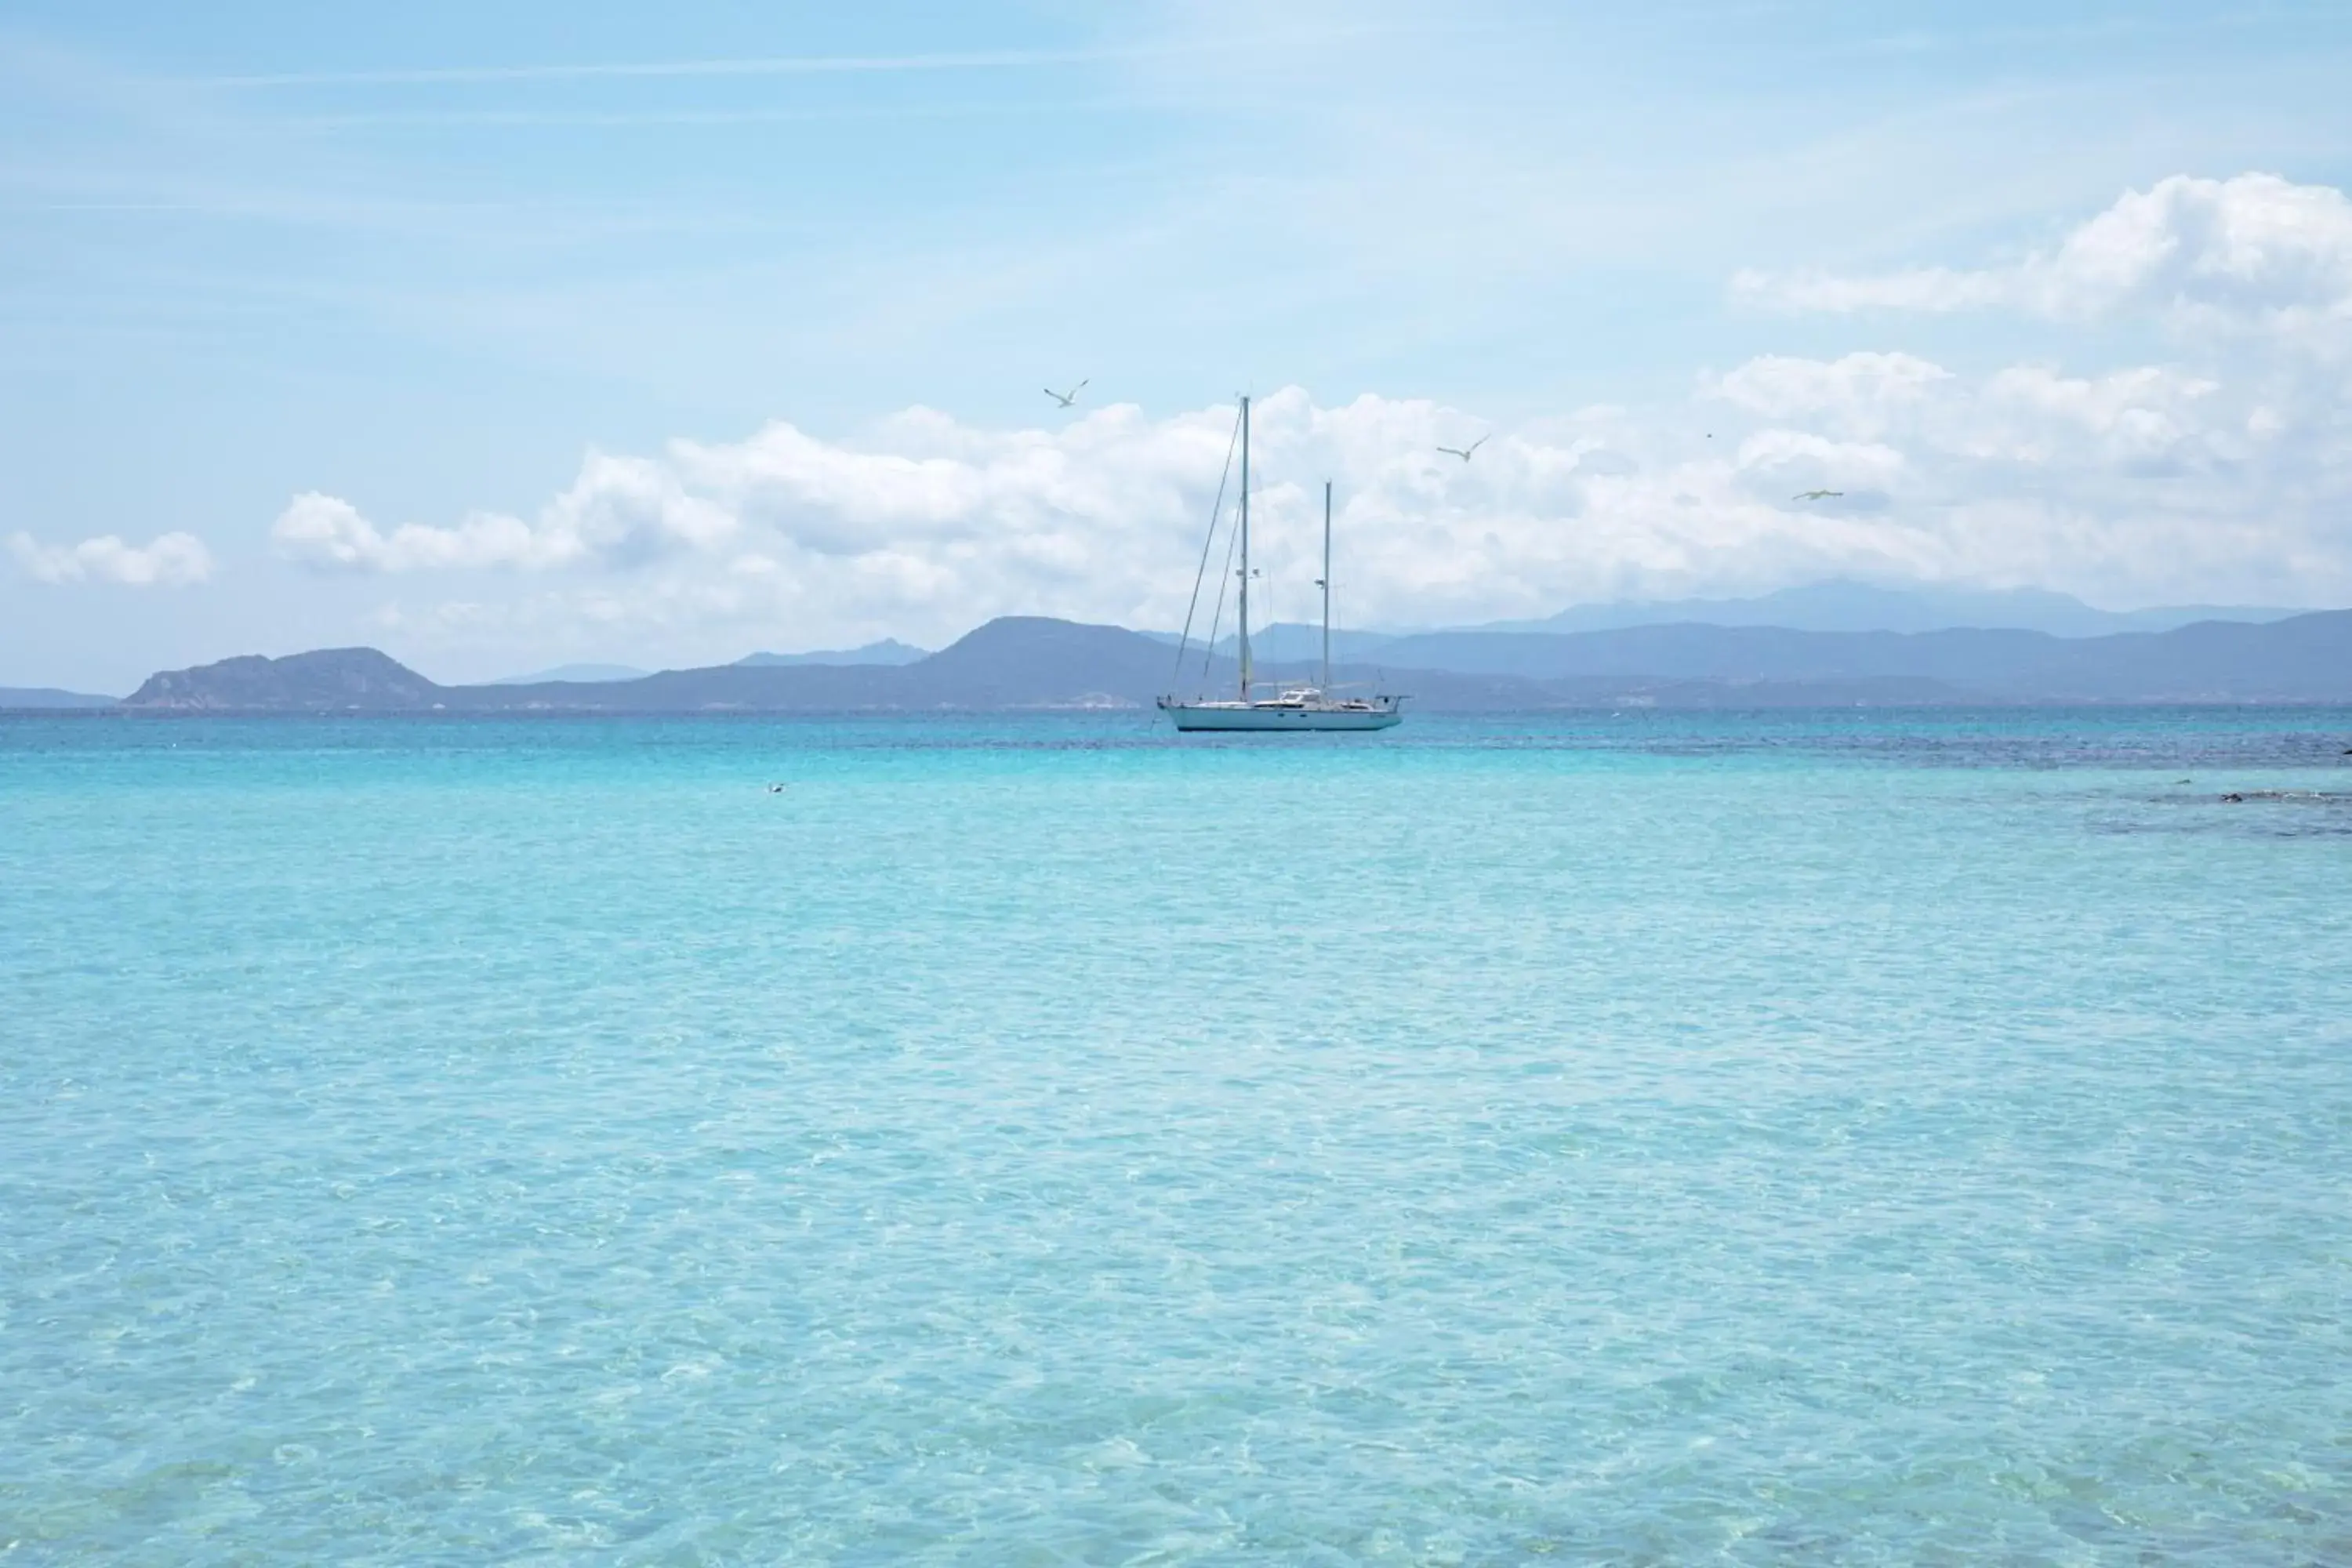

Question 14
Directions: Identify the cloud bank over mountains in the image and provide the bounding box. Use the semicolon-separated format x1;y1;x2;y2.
16;169;2324;655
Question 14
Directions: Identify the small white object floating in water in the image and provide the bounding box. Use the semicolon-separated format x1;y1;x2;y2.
1158;395;1404;735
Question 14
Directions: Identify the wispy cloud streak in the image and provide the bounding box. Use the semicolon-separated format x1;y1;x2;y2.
191;46;1132;90
280;102;1121;131
180;24;1421;92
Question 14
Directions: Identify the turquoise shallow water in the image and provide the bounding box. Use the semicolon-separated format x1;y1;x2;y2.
3;710;2349;1564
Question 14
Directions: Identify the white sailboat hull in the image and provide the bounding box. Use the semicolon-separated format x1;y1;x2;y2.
1158;699;1403;732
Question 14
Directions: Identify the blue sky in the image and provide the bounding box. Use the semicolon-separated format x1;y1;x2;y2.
5;1;2351;690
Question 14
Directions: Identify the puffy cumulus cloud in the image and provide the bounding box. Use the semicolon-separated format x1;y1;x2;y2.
273;492;524;572
273;453;735;572
1737;173;2352;332
8;530;213;586
311;357;2352;659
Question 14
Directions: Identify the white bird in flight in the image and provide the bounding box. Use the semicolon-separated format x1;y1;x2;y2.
1436;435;1489;463
1793;488;1845;501
1044;380;1088;408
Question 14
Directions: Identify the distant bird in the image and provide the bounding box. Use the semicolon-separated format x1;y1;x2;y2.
1044;380;1088;408
768;783;786;793
1436;435;1489;463
1793;488;1844;500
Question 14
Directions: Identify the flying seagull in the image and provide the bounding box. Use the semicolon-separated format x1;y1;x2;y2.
1793;488;1844;500
1044;379;1088;408
1436;435;1489;463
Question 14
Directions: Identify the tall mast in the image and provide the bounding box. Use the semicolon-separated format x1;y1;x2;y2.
1320;480;1333;691
1237;396;1252;700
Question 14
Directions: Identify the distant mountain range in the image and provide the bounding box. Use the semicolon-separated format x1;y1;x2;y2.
103;609;2352;713
1177;582;2302;662
1175;622;1402;663
487;667;654;681
119;622;1185;713
1461;580;2303;638
487;641;930;684
1358;617;2352;698
16;581;2336;714
735;639;930;667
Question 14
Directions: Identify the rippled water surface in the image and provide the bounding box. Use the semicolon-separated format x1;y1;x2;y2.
5;711;2350;1563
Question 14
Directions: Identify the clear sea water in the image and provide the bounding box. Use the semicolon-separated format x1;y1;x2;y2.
3;710;2349;1565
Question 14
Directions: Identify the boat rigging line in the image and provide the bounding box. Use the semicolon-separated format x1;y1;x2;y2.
1170;401;1244;691
1197;485;1241;695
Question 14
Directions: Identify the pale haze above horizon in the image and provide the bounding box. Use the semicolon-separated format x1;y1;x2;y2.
5;1;2351;691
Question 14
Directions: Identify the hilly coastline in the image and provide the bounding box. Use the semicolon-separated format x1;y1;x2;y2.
94;608;2352;713
0;685;119;710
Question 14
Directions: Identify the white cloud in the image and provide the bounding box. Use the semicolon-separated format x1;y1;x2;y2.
253;171;2352;657
297;349;2352;661
273;454;736;572
8;530;213;586
1736;172;2352;330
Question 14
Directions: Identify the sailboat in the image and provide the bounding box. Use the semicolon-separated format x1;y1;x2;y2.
1158;396;1406;732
